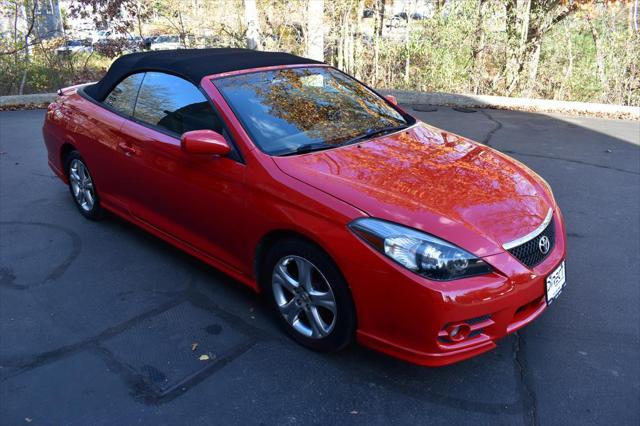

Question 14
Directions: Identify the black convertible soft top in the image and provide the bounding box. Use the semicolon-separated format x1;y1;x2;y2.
84;48;322;102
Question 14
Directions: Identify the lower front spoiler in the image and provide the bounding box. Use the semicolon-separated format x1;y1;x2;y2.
356;296;547;367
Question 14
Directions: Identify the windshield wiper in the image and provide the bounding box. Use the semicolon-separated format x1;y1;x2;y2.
279;124;410;156
340;124;410;147
280;142;335;156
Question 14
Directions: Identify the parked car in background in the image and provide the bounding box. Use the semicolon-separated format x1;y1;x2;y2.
43;49;566;367
410;11;429;20
388;13;408;27
93;29;115;43
150;35;184;50
198;35;221;48
56;39;93;56
122;35;150;53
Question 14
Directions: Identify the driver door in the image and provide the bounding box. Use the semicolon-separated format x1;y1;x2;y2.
119;72;248;272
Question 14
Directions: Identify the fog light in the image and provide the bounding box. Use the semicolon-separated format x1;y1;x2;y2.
446;323;471;342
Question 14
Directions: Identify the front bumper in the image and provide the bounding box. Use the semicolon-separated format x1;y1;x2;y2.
338;211;567;367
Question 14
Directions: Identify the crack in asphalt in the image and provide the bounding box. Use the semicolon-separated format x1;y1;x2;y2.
0;298;187;376
479;109;502;147
513;332;539;426
476;110;540;425
500;150;640;176
0;270;269;405
0;221;82;290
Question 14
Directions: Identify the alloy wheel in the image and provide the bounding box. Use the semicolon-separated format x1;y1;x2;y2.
69;159;95;212
272;255;337;339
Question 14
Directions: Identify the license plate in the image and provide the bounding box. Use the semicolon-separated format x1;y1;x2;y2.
546;261;566;305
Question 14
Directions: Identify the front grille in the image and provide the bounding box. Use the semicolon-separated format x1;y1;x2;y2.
507;218;555;268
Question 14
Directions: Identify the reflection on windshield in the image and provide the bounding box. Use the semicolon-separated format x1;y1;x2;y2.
214;67;410;155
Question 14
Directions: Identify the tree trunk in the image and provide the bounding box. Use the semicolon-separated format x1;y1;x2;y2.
244;0;261;50
504;0;578;97
524;40;541;97
13;1;19;85
472;0;487;94
377;0;386;36
504;0;520;95
137;10;144;39
505;0;531;96
353;0;364;78
338;1;353;72
19;2;33;96
403;0;412;85
373;7;380;86
306;0;324;61
588;14;608;98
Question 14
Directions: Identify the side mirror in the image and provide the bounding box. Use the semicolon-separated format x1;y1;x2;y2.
385;95;398;106
181;130;231;156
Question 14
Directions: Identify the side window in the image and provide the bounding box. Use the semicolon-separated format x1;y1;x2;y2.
103;73;144;115
133;72;222;135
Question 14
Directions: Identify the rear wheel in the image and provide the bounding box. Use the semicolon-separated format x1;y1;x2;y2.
66;151;102;220
261;238;356;352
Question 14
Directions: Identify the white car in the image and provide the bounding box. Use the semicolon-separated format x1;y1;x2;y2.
150;35;184;51
56;40;93;55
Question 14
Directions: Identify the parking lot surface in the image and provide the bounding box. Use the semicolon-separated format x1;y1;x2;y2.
1;106;638;425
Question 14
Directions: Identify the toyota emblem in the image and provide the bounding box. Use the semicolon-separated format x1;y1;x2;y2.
538;235;551;254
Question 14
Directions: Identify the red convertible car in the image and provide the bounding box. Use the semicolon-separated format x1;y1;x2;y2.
43;49;566;366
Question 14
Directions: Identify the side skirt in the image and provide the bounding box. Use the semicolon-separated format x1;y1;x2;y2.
100;200;261;293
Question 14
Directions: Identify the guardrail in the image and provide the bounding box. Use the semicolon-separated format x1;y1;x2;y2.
1;90;638;120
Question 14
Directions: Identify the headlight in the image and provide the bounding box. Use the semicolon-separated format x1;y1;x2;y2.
349;218;493;281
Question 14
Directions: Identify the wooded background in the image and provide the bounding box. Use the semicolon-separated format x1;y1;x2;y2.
1;0;638;106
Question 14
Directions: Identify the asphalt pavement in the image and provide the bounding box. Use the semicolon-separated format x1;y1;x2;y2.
1;106;638;425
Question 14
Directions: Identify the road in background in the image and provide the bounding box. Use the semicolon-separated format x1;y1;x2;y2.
1;107;638;425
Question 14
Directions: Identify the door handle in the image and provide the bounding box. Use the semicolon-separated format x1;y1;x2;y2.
118;142;137;156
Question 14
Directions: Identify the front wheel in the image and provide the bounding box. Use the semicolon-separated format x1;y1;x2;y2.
66;151;102;220
262;238;356;352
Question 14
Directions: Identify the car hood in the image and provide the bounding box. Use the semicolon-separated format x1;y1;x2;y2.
272;122;554;257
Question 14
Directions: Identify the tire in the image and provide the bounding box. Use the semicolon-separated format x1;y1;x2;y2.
261;238;356;352
65;151;103;220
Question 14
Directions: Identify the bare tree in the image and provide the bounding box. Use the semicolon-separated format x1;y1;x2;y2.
306;0;324;61
504;0;578;96
244;0;261;49
404;0;414;85
472;0;487;94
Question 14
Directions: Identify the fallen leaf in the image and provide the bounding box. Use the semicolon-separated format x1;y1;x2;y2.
191;342;198;352
199;354;210;361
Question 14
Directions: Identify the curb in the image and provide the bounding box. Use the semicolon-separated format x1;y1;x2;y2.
1;91;638;120
379;89;639;120
0;93;57;108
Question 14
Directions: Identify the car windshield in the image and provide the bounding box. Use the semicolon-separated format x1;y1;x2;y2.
213;67;411;155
